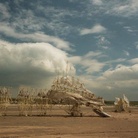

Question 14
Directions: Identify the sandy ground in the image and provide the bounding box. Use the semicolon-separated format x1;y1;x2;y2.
0;105;138;138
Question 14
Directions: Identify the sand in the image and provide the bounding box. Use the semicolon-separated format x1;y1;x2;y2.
0;105;138;138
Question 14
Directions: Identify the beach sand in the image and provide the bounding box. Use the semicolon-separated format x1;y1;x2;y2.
0;105;138;138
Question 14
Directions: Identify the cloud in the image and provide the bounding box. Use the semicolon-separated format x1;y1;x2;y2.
0;2;43;33
84;51;104;58
123;50;130;56
68;56;81;64
0;24;72;51
80;24;106;35
0;3;10;20
0;40;75;88
91;0;103;5
83;0;138;18
106;58;126;64
135;42;138;49
79;63;138;100
123;26;134;33
0;0;79;39
97;64;138;98
106;0;138;17
82;59;105;74
102;64;138;81
9;2;79;37
69;51;106;74
129;58;138;64
96;36;110;49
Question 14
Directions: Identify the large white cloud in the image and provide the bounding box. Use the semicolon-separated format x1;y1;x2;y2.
0;40;75;89
80;63;138;100
102;64;138;80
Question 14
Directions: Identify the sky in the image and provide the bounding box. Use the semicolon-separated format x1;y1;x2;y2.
0;0;138;100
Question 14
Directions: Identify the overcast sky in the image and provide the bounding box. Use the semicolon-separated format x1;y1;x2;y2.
0;0;138;100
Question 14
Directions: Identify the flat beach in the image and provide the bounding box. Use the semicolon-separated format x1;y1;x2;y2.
0;105;138;138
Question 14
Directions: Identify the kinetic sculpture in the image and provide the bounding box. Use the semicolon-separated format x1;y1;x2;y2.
35;89;52;116
0;87;11;116
114;94;130;112
16;87;53;116
47;75;110;117
0;63;111;117
17;87;34;116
